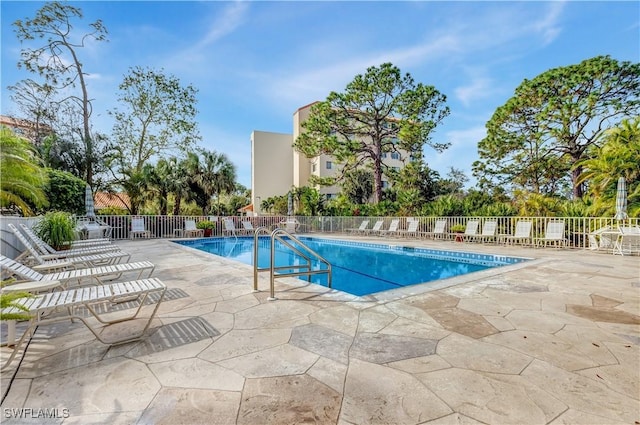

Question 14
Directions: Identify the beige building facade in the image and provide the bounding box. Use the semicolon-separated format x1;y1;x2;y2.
251;103;411;214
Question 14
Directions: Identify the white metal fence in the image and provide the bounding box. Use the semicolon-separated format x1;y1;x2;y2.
2;214;638;259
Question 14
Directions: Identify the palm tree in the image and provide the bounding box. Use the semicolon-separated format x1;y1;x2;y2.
0;127;48;215
190;149;237;215
166;156;192;216
141;161;170;215
577;117;640;216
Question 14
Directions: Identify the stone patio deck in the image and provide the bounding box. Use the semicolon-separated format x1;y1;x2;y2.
1;236;638;424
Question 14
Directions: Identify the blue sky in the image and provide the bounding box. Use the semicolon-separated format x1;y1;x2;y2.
2;1;639;189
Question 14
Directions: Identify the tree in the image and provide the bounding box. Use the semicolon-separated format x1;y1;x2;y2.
109;67;200;175
387;159;441;213
188;149;237;216
577;117;640;216
474;56;640;199
13;1;108;187
45;168;85;215
0;127;48;215
294;63;449;203
140;161;170;216
7;79;56;145
164;156;193;216
342;169;374;204
439;167;468;195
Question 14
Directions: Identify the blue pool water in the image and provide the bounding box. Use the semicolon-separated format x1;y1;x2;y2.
175;236;528;296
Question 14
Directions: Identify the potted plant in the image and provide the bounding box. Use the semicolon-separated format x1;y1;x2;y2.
450;224;466;242
33;211;76;250
196;220;216;237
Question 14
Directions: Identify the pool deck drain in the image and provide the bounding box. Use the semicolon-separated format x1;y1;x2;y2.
1;236;638;424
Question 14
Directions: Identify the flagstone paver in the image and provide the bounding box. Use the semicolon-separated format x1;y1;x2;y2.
1;236;638;424
238;374;341;425
342;358;452;424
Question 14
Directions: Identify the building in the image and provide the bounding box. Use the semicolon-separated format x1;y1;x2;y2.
0;115;52;143
250;102;411;214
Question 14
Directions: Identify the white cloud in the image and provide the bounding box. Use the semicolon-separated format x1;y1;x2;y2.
528;2;565;45
257;34;461;112
454;76;493;108
195;1;249;49
162;2;250;72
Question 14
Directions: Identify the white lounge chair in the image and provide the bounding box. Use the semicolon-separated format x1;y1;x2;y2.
534;221;567;247
613;225;640;256
379;219;400;237
468;220;498;243
0;255;155;289
348;220;370;234
223;218;237;236
397;219;420;238
18;224;121;257
500;221;533;245
1;277;166;370
9;224;130;269
365;220;385;235
183;219;205;238
461;220;480;242
241;221;256;235
130;217;151;239
423;219;447;239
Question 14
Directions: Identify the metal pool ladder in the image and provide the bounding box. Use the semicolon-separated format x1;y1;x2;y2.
252;227;332;300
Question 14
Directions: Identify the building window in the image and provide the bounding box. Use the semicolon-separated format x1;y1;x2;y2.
391;152;400;160
312;163;317;172
381;153;387;159
382;181;389;189
326;161;332;169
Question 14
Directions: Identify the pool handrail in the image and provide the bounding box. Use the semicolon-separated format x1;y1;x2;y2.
252;227;332;300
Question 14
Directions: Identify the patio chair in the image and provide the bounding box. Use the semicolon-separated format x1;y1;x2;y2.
365;220;385;235
534;221;567;247
223;218;237;236
18;224;121;257
422;219;447;239
397;219;420;238
130;217;151;239
461;220;480;242
468;220;497;243
1;277;166;371
379;219;400;237
348;220;370;234
183;219;205;238
9;224;130;269
0;254;155;289
241;220;257;235
613;225;640;256
500;221;533;246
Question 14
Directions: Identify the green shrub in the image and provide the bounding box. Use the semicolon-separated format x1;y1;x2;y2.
34;211;76;249
450;224;466;233
196;220;216;230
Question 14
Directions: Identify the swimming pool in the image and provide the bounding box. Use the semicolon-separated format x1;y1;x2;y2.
175;236;528;296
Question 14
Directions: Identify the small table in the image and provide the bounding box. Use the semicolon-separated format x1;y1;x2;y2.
2;280;62;347
588;230;620;252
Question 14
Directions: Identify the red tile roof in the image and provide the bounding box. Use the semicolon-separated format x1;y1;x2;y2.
94;192;130;210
